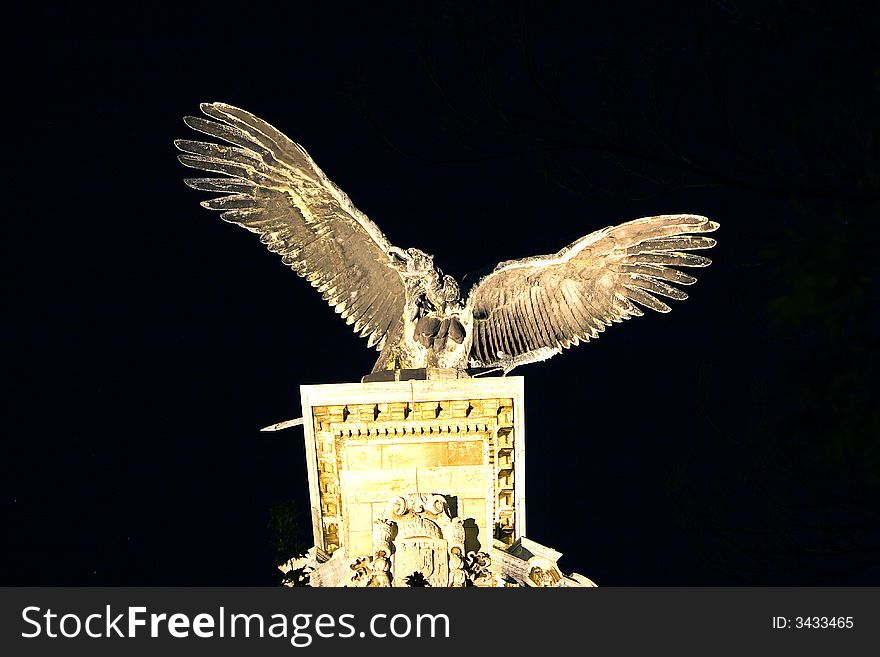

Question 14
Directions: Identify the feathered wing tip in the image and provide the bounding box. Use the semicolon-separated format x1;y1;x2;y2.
467;214;719;371
615;215;718;314
175;102;407;353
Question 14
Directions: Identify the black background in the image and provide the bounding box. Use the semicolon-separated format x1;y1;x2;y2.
3;2;878;585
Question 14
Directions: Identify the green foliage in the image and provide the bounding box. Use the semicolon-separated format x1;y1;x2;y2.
268;500;311;586
404;571;431;587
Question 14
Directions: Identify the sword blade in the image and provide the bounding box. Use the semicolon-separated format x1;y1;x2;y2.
260;417;304;432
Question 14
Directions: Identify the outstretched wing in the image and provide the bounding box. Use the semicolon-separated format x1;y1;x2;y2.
175;102;406;350
466;214;718;370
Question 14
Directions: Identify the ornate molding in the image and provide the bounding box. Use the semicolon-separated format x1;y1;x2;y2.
387;493;448;518
465;550;495;586
309;397;518;556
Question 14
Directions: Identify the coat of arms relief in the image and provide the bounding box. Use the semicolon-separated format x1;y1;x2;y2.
343;494;494;587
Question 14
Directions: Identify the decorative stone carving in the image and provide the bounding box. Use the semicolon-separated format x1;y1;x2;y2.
369;550;392;587
448;547;467;587
528;566;559;587
287;379;597;587
466;550;494;586
446;516;467;587
346;556;373;587
388;493;447;517
302;380;524;558
324;493;513;587
386;494;455;588
524;555;564;587
372;518;395;556
447;516;465;552
285;533;596;588
396;535;448;587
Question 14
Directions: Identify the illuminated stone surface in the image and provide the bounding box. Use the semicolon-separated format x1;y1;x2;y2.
280;374;596;587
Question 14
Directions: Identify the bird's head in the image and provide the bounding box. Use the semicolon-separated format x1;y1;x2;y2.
389;247;460;309
388;247;436;278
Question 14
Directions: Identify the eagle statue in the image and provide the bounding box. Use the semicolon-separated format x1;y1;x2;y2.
176;103;718;376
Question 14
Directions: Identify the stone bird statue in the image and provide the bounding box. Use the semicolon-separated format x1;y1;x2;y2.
176;103;718;375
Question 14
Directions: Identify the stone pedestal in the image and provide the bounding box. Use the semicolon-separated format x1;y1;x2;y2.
282;375;595;587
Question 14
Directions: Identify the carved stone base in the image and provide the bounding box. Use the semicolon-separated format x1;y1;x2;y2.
283;527;597;588
282;376;596;587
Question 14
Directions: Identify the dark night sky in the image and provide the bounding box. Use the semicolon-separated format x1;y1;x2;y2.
3;2;878;586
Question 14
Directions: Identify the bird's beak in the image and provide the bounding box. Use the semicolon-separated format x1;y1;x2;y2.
388;248;409;271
